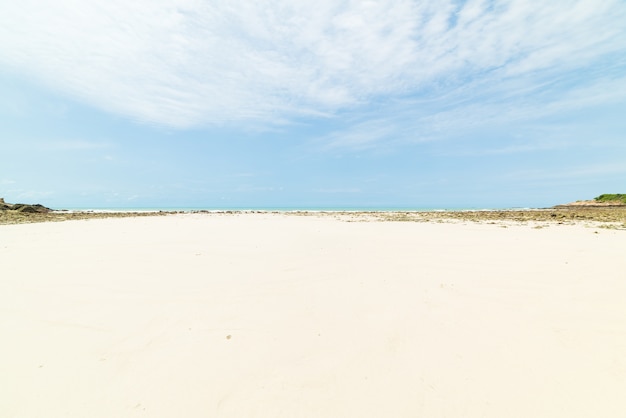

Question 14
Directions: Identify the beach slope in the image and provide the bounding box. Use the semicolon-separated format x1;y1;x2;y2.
1;213;625;417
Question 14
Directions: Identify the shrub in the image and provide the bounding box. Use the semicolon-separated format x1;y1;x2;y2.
594;194;626;204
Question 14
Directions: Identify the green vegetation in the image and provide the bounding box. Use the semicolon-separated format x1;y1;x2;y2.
594;194;626;204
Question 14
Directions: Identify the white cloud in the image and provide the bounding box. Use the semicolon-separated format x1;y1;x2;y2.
321;71;626;150
0;0;625;128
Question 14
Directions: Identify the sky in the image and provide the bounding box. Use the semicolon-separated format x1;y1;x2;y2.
1;0;626;209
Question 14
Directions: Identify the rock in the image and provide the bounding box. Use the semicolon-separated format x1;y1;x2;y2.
0;199;51;213
13;204;51;213
557;200;621;207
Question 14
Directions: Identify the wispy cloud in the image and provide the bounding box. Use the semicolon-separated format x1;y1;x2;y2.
320;70;626;150
8;190;55;202
40;140;112;151
315;187;362;194
1;0;625;131
2;139;113;152
504;162;626;183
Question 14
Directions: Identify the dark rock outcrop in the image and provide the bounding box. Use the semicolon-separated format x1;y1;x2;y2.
0;198;11;211
0;198;51;213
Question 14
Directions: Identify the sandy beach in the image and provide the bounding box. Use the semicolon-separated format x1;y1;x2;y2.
1;212;625;417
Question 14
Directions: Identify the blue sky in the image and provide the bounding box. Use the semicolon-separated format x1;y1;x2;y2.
1;0;626;209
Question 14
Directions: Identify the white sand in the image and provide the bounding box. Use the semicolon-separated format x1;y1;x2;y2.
1;213;625;417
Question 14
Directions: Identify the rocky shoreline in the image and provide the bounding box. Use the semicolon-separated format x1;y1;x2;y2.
361;207;626;227
1;204;625;228
0;209;173;225
554;201;626;208
0;198;51;213
0;197;171;225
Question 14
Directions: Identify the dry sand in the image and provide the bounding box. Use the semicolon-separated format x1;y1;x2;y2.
1;213;625;417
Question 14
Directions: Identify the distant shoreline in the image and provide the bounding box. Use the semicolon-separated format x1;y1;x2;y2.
2;206;625;228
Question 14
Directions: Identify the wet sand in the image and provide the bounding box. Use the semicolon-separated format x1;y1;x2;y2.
1;213;625;417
